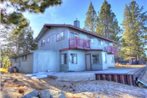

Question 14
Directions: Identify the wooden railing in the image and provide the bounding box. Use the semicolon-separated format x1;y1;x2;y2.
104;46;117;54
69;37;90;49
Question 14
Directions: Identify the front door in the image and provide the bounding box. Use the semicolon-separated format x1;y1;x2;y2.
85;54;92;71
60;53;68;71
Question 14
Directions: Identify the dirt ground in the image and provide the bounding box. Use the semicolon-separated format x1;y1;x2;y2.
0;73;147;98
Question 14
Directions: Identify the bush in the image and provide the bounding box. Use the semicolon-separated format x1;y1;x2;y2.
2;56;11;68
0;68;8;73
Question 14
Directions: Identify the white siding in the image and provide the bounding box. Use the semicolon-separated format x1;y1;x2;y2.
101;52;115;69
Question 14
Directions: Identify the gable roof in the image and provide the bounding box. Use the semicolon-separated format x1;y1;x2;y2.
36;24;114;42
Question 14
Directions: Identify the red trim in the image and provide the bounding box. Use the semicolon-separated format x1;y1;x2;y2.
60;48;103;52
69;37;90;49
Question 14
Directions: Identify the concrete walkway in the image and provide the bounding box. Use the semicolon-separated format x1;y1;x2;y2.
26;68;142;81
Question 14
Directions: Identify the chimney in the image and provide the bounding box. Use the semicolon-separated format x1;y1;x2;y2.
74;19;80;28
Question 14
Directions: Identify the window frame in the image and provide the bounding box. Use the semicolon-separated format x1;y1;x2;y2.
71;32;79;38
105;53;107;63
47;38;50;43
61;53;67;65
71;53;77;64
40;40;45;47
56;32;64;41
92;54;100;64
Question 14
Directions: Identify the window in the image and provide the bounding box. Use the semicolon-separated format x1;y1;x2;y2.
91;39;94;43
71;32;79;38
92;54;100;64
47;38;50;43
22;55;27;61
14;58;17;63
61;53;67;64
97;39;101;44
105;42;109;47
105;53;107;63
56;32;64;41
112;56;114;63
41;40;45;46
100;40;103;45
71;53;77;64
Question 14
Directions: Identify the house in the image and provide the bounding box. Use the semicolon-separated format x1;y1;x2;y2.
11;20;117;73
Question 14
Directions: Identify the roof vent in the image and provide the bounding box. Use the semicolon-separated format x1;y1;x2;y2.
74;19;80;28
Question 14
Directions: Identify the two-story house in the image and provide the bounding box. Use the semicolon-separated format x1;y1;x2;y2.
11;20;116;73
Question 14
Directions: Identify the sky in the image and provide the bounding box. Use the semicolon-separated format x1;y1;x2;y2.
23;0;147;38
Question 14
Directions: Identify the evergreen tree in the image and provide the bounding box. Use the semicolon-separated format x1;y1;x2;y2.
96;0;121;41
84;2;97;32
121;1;147;60
8;26;37;55
21;27;37;53
1;0;62;24
0;0;61;66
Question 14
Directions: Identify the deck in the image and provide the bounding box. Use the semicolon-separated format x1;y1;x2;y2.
95;68;143;86
26;68;143;86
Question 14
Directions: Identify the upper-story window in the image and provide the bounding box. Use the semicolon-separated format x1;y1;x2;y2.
47;38;50;43
100;40;104;45
71;32;79;38
106;42;109;46
91;39;94;43
56;32;64;41
97;39;101;44
41;40;45;47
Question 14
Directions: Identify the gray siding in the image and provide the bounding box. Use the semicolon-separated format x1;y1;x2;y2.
11;54;33;73
38;27;69;51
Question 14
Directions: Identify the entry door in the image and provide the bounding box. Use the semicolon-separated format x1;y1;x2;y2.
60;53;68;72
85;54;91;71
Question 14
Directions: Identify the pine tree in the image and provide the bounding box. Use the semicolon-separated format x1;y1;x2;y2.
8;26;37;55
121;1;147;61
96;0;121;41
0;0;61;53
84;2;97;32
1;0;62;24
22;27;37;53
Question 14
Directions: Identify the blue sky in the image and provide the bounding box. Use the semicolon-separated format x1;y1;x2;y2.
23;0;147;38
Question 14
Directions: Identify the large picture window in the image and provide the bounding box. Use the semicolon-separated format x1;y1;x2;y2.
92;54;100;64
61;53;67;64
71;53;77;64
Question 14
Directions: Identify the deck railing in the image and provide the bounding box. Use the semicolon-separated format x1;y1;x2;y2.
105;46;117;54
69;37;90;49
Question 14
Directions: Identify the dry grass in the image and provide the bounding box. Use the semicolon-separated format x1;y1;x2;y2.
1;73;147;98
